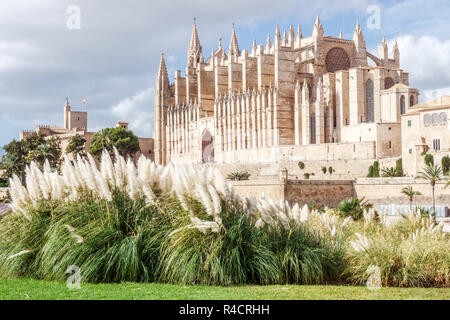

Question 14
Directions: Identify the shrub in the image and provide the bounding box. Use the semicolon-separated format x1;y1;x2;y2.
424;154;434;166
321;167;327;174
346;212;450;287
338;197;373;221
328;167;333;175
160;202;279;285
2;151;449;288
441;156;450;175
367;165;374;178
227;171;250;181
266;223;343;284
1;151;341;286
367;161;380;178
298;162;305;170
381;167;397;177
395;158;404;177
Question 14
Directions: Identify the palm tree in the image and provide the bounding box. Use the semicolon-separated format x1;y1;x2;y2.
417;164;443;223
381;167;397;177
0;154;24;182
401;186;422;209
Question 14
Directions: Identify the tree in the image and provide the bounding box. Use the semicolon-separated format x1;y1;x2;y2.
395;158;404;177
401;186;422;209
441;156;450;175
417;164;443;223
373;161;380;177
424;154;434;166
89;127;140;158
25;137;62;169
66;134;87;158
1;133;62;181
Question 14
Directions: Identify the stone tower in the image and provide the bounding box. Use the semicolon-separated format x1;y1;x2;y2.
154;53;170;165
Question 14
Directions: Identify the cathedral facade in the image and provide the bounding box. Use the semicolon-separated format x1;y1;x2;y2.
153;18;419;165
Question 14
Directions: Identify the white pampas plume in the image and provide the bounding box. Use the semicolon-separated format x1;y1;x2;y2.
126;159;140;200
7;250;31;260
291;203;301;223
255;218;264;229
100;150;115;185
350;233;371;252
64;224;84;243
196;185;214;216
113;148;125;188
207;184;222;217
300;204;309;223
341;216;352;231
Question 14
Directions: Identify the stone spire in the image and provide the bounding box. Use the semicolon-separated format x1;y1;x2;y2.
266;34;272;50
352;20;366;48
379;36;388;60
393;38;400;65
228;25;240;56
157;52;169;90
353;20;367;66
252;39;257;56
282;29;288;46
312;15;324;38
296;25;303;42
288;25;295;47
187;21;202;67
275;25;281;48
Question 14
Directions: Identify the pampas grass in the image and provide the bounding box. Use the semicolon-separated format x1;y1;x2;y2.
1;150;449;287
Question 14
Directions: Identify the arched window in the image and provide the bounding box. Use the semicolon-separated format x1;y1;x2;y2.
424;114;431;126
325;48;350;73
365;79;374;122
432;113;439;125
385;77;395;89
310;113;316;144
410;95;415;107
400;96;406;115
439;112;447;125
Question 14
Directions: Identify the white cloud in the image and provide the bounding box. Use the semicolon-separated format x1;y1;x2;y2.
395;35;450;101
111;87;155;138
0;0;449;147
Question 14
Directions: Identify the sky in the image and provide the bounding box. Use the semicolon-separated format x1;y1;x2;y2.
0;0;449;150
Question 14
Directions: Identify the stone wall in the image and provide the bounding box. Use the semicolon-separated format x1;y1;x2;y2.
285;180;354;208
206;156;398;180
231;176;450;213
354;177;450;208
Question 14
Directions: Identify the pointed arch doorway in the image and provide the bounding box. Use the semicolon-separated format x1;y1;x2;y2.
201;129;214;163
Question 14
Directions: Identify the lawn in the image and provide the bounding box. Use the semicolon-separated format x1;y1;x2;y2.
0;278;449;300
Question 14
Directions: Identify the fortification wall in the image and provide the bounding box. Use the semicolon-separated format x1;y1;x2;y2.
354;178;450;207
207;156;398;180
232;176;450;212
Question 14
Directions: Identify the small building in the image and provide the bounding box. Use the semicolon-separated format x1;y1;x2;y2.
20;99;154;162
401;96;450;176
